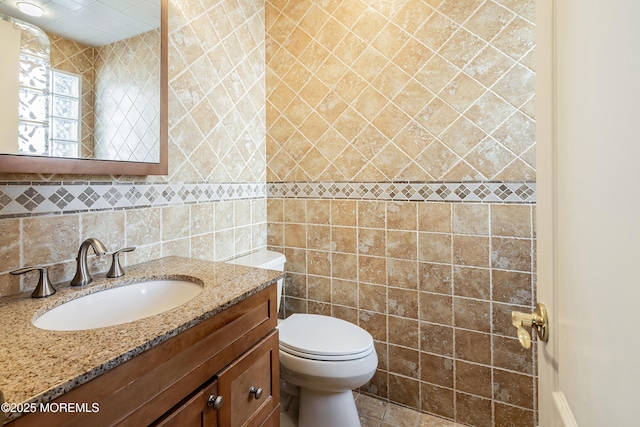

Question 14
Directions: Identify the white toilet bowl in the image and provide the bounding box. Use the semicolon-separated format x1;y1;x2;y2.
278;313;378;427
228;250;378;427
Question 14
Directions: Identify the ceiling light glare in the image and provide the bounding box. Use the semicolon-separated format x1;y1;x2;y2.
17;2;44;17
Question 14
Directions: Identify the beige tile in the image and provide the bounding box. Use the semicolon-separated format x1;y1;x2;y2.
492;270;532;305
387;259;418;289
453;204;489;235
418;412;456;426
420;352;454;389
306;249;330;276
420;322;453;357
307;224;330;250
360;310;388;342
453;297;491;333
421;382;454;419
494;402;535;427
492;16;535;60
491;204;532;238
388;288;418;319
456;392;492;427
387;230;417;260
359;255;387;285
284;223;306;248
418;262;452;294
332;278;358;307
307;274;331;302
359;282;387;313
383;373;420;414
388;345;419;378
491;237;532;271
452;266;490;300
418;203;451;233
387;202;417;231
455;329;491;365
331;200;357;226
306;199;330;224
382;400;420;427
420;292;452;325
23;215;79;266
453;235;490;267
0;218;21;271
82;211;125;254
359;228;387;256
389;316;419;349
356;393;387;420
493;369;535;409
418;233;452;263
493;335;534;375
455;360;492;398
332;252;357;280
332;226;357;253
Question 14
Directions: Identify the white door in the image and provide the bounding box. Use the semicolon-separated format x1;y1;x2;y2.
536;0;640;426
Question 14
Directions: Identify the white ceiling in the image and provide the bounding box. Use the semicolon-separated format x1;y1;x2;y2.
0;0;159;47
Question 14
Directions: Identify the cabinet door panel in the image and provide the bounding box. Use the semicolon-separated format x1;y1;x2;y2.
217;331;279;427
152;379;218;427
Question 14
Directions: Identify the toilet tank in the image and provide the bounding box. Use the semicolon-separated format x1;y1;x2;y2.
227;250;286;314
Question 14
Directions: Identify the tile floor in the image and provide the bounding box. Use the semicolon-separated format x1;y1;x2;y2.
281;392;462;427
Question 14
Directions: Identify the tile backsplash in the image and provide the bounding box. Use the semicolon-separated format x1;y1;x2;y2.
0;0;268;294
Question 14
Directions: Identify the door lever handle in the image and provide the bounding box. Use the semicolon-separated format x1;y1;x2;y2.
512;303;549;349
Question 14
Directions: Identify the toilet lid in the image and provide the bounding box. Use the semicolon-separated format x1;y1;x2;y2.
278;314;374;361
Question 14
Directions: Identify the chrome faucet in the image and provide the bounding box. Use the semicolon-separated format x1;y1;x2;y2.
70;238;108;286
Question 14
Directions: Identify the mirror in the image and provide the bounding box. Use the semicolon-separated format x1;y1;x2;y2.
0;0;167;175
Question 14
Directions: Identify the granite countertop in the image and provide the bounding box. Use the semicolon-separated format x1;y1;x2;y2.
0;256;283;423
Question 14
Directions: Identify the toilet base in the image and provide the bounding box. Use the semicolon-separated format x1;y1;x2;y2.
298;388;360;427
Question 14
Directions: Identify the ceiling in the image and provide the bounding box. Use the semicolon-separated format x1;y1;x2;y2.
0;0;159;47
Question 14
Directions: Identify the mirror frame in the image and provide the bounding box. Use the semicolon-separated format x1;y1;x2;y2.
0;0;168;176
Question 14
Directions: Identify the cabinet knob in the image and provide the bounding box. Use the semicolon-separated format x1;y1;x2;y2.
249;386;263;400
208;395;223;410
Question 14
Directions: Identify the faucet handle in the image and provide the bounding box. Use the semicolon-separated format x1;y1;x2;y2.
107;247;136;278
10;265;56;298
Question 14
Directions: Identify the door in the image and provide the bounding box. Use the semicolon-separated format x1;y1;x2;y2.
536;1;640;426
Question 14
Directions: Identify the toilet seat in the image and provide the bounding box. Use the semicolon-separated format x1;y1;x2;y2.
278;314;374;361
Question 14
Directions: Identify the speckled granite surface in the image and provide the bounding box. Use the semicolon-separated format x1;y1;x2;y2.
0;256;283;423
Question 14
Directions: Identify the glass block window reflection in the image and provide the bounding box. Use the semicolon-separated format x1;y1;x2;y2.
16;23;51;156
49;70;80;158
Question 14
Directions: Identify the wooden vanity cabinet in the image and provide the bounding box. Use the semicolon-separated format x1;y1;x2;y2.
152;331;279;427
7;284;280;427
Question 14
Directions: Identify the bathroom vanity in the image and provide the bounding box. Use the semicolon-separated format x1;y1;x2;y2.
0;257;282;426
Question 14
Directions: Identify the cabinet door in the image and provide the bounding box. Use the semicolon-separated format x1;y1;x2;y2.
217;331;279;427
152;379;218;427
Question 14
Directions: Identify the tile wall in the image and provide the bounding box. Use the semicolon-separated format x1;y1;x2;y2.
94;30;161;162
265;0;537;426
49;30;162;162
0;0;267;296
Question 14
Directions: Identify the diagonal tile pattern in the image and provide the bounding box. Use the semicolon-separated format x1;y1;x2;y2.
266;0;536;183
167;0;267;183
94;30;161;163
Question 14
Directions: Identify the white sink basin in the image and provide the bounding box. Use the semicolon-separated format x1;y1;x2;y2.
33;280;203;331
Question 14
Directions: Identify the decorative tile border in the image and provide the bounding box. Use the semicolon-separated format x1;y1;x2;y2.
0;180;535;219
267;181;536;204
0;182;266;219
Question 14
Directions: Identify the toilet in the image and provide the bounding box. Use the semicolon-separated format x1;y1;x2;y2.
228;249;378;427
